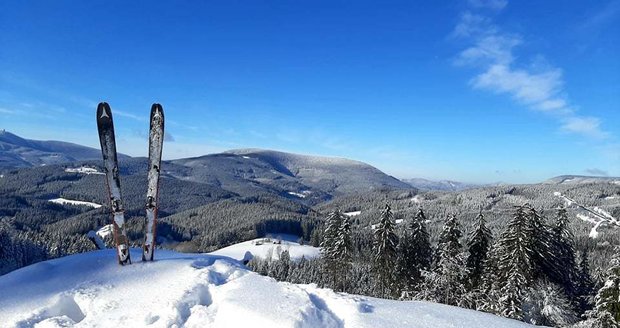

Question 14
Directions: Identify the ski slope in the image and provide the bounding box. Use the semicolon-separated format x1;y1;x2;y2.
0;249;536;328
209;235;320;261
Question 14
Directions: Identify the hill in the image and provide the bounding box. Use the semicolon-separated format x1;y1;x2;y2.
0;249;536;328
0;129;112;168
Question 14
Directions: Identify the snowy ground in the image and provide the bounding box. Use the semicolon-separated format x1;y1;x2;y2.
0;249;536;328
209;234;320;261
49;198;102;209
65;167;105;175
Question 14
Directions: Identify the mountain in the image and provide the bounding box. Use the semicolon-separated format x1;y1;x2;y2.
544;175;620;185
0;129;108;168
169;148;412;202
402;177;478;191
0;249;535;328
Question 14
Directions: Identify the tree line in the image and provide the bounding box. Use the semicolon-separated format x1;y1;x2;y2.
249;203;620;327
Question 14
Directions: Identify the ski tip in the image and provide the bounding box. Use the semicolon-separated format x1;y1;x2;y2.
151;103;164;114
96;102;112;122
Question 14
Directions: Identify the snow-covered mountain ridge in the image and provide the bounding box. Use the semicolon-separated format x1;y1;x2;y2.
0;249;536;328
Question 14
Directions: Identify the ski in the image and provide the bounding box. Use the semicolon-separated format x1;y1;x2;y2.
97;102;132;265
142;103;164;261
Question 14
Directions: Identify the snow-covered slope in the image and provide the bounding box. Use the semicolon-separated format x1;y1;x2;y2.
209;235;320;261
0;250;535;328
49;198;102;209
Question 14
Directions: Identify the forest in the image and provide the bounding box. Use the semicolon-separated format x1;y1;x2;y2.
249;202;619;327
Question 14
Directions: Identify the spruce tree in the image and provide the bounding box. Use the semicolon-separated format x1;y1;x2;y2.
576;247;596;315
396;207;432;292
396;224;418;292
333;213;353;291
320;210;344;288
466;209;492;289
372;204;398;298
411;207;432;271
527;207;560;283
550;207;577;296
591;253;620;325
495;204;535;320
430;213;468;306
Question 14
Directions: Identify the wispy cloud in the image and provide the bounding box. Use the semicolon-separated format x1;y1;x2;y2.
453;8;610;139
0;107;17;114
114;110;147;122
561;116;608;139
467;0;508;11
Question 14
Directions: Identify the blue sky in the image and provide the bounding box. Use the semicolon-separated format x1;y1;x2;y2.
1;0;618;183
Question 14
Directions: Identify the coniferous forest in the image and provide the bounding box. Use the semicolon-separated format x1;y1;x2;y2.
249;201;620;327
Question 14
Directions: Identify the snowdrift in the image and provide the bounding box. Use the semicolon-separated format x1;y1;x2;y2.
0;249;535;328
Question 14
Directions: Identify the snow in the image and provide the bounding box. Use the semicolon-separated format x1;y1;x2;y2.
48;198;102;209
96;224;114;239
344;211;361;217
287;191;307;198
209;235;320;261
0;249;535;328
411;195;424;203
65;167;105;175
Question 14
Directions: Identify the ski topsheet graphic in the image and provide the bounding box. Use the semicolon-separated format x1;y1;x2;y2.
143;104;164;261
97;102;165;264
97;102;131;265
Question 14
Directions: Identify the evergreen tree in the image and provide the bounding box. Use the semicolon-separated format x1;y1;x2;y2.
411;207;432;271
466;209;492;289
523;280;577;326
428;213;469;307
495;204;535;320
395;223;417;292
320;210;344;288
590;253;620;325
576;247;596;315
333;213;353;291
527;207;561;284
372;204;398;298
435;213;463;269
395;207;432;292
550;207;577;296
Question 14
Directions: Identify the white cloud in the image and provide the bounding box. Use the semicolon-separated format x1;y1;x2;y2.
453;7;609;139
467;0;508;10
561;117;608;139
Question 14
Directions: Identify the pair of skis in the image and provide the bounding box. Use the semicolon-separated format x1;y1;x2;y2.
96;102;164;265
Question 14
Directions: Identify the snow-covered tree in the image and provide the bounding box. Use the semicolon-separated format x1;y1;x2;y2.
590;253;620;325
425;214;469;307
550;207;577;296
495;204;534;320
466;209;492;289
396;207;433;291
522;280;577;327
527;206;561;284
373;204;398;298
576;247;596;315
320;210;352;291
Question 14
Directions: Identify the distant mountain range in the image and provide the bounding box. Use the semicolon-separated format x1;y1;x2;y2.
1;130;616;193
0;129;121;168
401;178;479;191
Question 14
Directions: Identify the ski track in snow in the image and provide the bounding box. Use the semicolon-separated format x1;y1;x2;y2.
0;250;535;328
